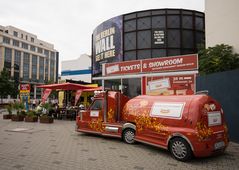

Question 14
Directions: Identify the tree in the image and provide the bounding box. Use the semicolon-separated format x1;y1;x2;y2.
198;44;239;75
0;68;15;102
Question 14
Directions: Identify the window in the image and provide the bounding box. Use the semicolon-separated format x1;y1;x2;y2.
30;45;36;52
21;34;23;38
14;50;21;70
3;36;10;44
44;50;49;57
37;47;43;53
39;57;44;82
14;31;18;37
13;40;19;47
25;35;28;40
90;100;103;110
22;42;28;49
32;55;37;80
31;37;34;42
23;53;30;80
4;48;12;69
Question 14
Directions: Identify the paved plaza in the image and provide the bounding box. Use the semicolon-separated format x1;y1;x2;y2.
0;112;239;170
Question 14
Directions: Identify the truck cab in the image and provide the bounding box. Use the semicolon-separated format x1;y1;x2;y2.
76;91;129;137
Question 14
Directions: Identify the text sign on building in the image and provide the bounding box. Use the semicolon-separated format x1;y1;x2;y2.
152;30;165;47
20;84;30;93
92;16;123;75
142;54;198;73
104;54;198;76
105;60;141;75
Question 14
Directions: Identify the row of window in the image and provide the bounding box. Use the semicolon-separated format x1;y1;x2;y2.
13;31;34;42
2;36;55;57
4;48;55;82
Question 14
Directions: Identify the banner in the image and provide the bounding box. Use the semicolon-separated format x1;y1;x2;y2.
104;54;198;76
75;90;82;106
145;74;196;96
92;15;123;75
42;89;52;103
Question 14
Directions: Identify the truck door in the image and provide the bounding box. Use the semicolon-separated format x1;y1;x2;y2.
81;99;103;132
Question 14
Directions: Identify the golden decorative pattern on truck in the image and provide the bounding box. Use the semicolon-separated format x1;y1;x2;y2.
196;122;213;141
89;116;104;132
107;108;115;122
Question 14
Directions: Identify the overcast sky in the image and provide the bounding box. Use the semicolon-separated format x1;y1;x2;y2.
0;0;204;71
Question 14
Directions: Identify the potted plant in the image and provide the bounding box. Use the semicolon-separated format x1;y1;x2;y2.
3;103;13;119
25;110;38;122
39;103;54;123
11;102;25;121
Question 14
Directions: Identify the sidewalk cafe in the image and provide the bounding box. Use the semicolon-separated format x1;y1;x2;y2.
37;82;102;120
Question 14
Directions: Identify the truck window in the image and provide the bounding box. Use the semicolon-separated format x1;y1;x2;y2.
90;100;103;110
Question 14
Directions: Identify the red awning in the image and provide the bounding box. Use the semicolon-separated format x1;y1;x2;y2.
37;82;102;91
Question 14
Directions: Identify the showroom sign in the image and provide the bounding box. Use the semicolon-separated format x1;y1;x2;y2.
104;54;198;76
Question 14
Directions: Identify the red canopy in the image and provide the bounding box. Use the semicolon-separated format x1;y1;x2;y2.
37;82;102;91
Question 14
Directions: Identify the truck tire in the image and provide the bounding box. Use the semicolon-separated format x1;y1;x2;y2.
123;128;135;144
169;137;192;161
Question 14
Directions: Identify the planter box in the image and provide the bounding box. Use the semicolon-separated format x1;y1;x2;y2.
40;117;54;123
25;116;38;122
3;114;12;119
11;115;25;121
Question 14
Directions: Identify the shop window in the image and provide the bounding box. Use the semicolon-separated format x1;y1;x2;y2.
137;17;151;30
152;16;166;28
122;78;141;98
124;13;136;20
124;51;136;61
167;30;180;48
124;32;136;50
137;30;151;49
152;49;166;58
167;15;180;28
182;15;193;29
168;49;181;56
137;50;151;60
195;17;204;30
137;11;151;17
152;10;166;15
182;30;194;48
124;20;136;32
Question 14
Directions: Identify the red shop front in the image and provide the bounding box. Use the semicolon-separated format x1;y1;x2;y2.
95;54;198;97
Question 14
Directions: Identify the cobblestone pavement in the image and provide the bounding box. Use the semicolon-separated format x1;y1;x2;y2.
0;113;239;170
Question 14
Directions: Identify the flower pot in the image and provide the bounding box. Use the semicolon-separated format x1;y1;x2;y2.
3;114;12;119
11;115;25;121
40;117;54;123
25;116;38;122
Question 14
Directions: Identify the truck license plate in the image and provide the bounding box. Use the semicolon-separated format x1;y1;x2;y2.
214;141;225;150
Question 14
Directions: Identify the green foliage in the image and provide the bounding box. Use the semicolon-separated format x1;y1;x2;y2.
198;44;239;75
42;103;52;111
27;110;37;118
12;102;25;115
0;68;15;99
5;104;13;115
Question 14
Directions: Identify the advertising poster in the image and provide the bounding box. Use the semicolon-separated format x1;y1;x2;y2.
92;15;123;75
145;74;196;96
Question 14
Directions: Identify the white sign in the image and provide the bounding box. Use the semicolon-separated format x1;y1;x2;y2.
90;111;99;117
148;78;171;91
208;112;221;126
150;102;185;119
106;64;119;74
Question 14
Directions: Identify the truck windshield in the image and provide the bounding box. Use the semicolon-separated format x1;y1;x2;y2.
90;99;103;110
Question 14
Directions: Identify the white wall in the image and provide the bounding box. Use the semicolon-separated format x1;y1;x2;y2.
205;0;239;53
61;54;91;83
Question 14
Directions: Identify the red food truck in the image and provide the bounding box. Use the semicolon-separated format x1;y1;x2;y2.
76;91;229;161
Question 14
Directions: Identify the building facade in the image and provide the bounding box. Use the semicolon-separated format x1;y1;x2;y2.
0;25;59;99
92;9;205;97
205;0;239;53
61;54;91;83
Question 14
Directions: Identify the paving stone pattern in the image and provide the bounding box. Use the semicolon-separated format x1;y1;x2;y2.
0;112;239;170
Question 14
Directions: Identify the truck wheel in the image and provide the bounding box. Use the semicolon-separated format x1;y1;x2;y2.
123;129;135;144
169;137;192;161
